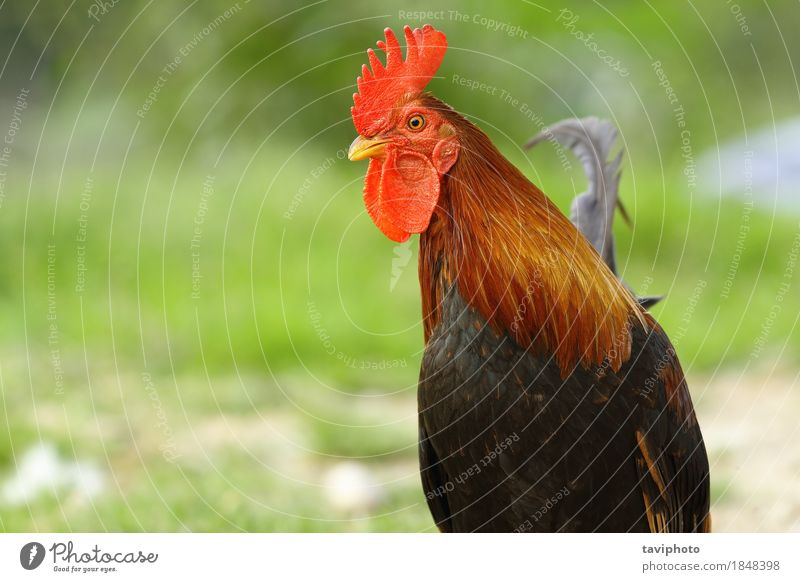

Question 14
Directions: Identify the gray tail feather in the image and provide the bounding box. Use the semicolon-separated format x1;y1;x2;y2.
524;117;621;204
525;117;663;310
524;117;625;250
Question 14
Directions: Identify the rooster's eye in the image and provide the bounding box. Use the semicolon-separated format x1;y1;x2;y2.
407;114;425;131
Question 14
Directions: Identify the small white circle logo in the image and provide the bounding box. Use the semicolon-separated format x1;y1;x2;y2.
20;542;46;570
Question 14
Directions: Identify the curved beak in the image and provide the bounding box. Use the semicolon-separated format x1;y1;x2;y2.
348;135;390;161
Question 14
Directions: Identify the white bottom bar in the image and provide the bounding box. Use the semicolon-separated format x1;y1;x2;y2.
1;533;798;581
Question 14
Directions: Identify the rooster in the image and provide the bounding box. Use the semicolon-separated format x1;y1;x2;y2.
347;25;710;532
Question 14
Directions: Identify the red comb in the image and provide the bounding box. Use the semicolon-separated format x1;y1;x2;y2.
351;25;447;136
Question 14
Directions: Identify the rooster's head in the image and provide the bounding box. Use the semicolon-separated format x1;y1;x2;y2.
348;25;459;242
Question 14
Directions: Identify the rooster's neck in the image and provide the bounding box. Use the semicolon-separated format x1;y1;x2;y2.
417;106;644;374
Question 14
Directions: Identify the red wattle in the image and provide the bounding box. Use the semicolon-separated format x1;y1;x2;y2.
362;147;440;242
363;158;411;242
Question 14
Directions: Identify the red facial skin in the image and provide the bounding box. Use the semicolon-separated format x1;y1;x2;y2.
361;102;460;242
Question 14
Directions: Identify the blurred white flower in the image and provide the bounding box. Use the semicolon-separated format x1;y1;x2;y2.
323;461;383;514
1;442;104;505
